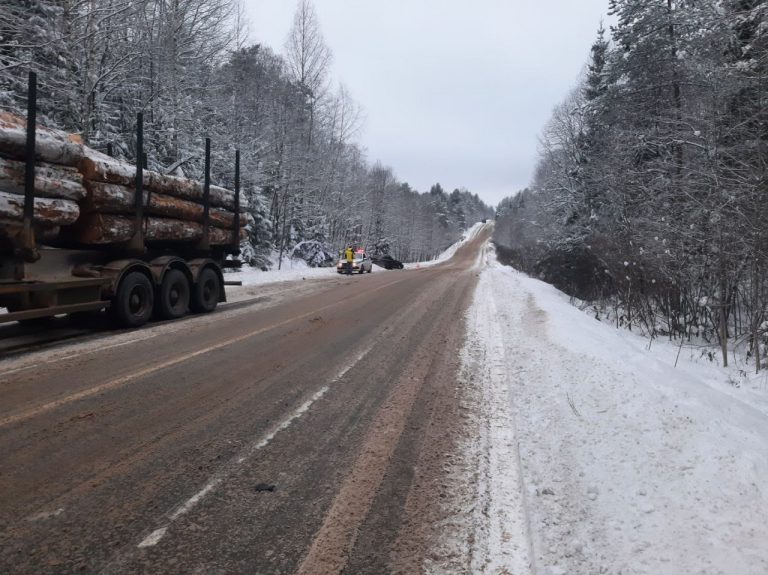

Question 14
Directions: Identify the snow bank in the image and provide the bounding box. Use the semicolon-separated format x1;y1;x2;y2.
225;220;487;290
405;221;486;269
434;245;768;574
223;256;338;305
225;257;335;287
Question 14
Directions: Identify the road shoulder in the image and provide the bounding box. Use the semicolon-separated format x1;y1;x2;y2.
431;246;768;574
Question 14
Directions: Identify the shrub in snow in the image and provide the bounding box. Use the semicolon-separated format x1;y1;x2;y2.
239;241;271;271
290;240;334;268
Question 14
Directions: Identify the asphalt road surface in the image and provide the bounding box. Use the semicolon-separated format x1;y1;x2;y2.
0;226;491;574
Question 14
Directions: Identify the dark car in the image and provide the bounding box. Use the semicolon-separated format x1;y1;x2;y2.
372;255;404;270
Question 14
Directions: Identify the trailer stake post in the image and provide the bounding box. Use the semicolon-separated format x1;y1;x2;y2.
232;149;241;255
127;112;145;253
19;71;40;262
197;138;211;252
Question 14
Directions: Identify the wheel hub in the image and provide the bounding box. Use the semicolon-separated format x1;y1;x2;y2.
129;288;145;314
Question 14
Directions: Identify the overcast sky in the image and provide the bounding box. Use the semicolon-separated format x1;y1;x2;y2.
245;1;611;207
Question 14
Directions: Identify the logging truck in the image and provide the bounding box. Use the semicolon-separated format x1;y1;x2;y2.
0;73;246;328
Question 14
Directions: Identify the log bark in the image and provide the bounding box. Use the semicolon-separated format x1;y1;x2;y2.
0;190;80;226
79;149;135;186
73;214;247;245
0;112;84;166
0;157;86;201
209;207;254;229
0;112;247;217
144;172;239;210
74;214;197;244
80;152;241;211
83;181;251;228
69;147;249;213
150;192;205;223
209;226;248;245
210;207;235;229
81;181;134;213
84;181;203;222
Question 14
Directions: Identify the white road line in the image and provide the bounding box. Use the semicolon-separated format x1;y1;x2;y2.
1;276;408;429
0;333;163;378
1;329;276;428
236;385;330;463
26;507;65;522
0;297;277;379
168;480;223;521
137;527;168;548
0;300;274;378
332;346;372;382
138;332;377;548
135;337;380;549
136;386;329;549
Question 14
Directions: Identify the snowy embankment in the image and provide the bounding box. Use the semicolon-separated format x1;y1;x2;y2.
226;257;335;285
223;222;488;302
404;221;486;269
223;257;336;304
431;245;768;575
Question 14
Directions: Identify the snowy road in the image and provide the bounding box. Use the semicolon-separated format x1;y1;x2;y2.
432;247;768;575
0;226;491;574
2;228;767;574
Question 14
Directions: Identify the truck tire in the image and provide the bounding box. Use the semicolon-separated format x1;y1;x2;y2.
157;269;190;320
191;267;220;313
113;271;154;328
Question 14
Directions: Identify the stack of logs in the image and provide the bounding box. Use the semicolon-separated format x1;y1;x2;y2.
0;111;248;247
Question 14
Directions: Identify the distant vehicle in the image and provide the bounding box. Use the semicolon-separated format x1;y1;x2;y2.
371;255;404;270
337;250;373;274
482;218;487;223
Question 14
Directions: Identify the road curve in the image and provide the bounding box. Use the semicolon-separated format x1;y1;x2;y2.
0;225;491;574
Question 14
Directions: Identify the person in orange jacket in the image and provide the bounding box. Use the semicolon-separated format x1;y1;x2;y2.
344;246;355;275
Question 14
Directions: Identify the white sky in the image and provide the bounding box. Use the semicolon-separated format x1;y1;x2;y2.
245;1;611;206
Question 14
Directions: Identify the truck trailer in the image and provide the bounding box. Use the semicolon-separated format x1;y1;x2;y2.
0;73;246;328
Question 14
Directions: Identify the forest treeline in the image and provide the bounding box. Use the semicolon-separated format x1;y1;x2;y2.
0;0;492;268
494;0;767;369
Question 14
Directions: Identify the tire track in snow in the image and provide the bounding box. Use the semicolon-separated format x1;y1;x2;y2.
471;271;536;574
427;248;535;574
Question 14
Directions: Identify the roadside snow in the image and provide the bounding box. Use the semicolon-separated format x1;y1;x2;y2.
225;257;335;286
433;245;768;574
404;221;487;269
224;221;488;299
223;255;338;304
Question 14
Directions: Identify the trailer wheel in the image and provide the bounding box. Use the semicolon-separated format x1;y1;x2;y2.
113;271;154;328
191;267;220;313
157;269;190;320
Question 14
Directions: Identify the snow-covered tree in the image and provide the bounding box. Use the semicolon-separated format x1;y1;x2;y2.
496;0;768;369
1;0;492;274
